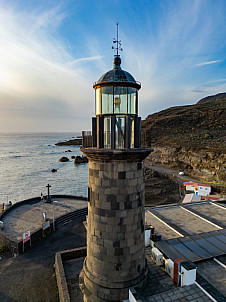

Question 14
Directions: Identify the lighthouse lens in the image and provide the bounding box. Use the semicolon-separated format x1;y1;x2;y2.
114;86;127;114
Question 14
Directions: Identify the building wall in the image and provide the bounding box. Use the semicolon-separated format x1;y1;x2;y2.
185;185;195;192
197;186;211;196
185;183;211;196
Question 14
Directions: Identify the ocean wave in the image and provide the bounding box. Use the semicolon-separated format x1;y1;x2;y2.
6;155;28;159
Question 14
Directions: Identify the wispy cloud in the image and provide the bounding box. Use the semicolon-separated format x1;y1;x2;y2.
0;2;102;132
194;60;222;67
66;55;103;67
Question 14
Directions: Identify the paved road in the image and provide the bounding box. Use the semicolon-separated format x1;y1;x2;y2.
145;161;226;190
0;218;87;302
144;162;197;184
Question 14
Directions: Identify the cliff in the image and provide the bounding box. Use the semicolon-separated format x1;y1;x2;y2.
141;93;226;185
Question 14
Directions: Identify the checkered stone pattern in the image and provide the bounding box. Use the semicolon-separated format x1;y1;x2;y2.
80;151;149;302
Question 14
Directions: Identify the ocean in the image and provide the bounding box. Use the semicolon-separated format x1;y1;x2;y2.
0;133;88;204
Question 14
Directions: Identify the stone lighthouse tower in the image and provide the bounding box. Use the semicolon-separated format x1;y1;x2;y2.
80;26;152;302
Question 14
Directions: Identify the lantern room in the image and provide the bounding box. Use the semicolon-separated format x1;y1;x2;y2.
92;54;141;150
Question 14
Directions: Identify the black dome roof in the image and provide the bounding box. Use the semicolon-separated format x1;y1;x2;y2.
95;55;138;85
98;68;136;83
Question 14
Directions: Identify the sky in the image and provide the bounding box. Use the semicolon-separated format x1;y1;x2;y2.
0;0;225;133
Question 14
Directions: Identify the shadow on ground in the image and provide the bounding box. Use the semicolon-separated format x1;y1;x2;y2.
0;218;86;302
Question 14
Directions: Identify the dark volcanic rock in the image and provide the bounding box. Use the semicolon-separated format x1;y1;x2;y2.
59;157;69;162
56;139;82;146
145;169;181;205
74;156;88;164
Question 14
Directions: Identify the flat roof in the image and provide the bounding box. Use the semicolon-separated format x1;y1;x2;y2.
146;201;225;239
184;182;211;187
145;201;226;301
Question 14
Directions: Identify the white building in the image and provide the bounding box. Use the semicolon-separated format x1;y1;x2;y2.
182;193;201;203
183;182;211;196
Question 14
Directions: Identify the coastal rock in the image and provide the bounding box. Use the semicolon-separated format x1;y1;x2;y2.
74;156;88;164
71;156;75;159
59;157;69;162
51;169;57;172
56;139;82;146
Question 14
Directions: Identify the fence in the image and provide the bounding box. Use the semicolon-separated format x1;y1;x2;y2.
82;131;92;148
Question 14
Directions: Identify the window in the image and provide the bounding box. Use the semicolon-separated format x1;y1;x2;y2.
104;117;111;149
115;116;125;149
96;88;101;115
130;117;135;148
96;86;138;115
114;87;127;114
102;87;113;114
128;87;137;114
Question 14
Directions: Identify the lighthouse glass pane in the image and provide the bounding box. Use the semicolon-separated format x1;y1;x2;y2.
130;117;135;148
115;116;125;149
96;88;101;115
104;117;111;149
102;87;113;114
128;88;137;114
114;87;127;114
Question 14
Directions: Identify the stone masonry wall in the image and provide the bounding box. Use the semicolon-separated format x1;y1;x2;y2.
81;155;148;301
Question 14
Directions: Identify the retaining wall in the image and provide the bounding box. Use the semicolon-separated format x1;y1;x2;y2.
55;247;87;302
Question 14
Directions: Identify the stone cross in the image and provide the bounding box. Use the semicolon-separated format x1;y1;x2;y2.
46;184;51;202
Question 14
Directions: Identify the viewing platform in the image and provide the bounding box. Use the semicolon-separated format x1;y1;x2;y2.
0;195;88;253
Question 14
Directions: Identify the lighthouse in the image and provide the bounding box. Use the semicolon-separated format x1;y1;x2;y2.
79;24;152;302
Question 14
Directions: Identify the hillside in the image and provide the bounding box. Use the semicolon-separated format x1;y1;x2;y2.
141;93;226;185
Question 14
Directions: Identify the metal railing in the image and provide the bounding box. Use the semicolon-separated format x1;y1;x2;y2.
82;131;93;148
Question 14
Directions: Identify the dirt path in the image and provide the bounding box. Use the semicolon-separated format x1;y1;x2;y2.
0;218;86;302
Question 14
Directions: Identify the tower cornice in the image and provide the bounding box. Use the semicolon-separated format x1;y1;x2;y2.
81;147;152;162
93;81;141;90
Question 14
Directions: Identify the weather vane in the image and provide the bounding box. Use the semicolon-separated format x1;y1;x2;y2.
112;22;123;56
